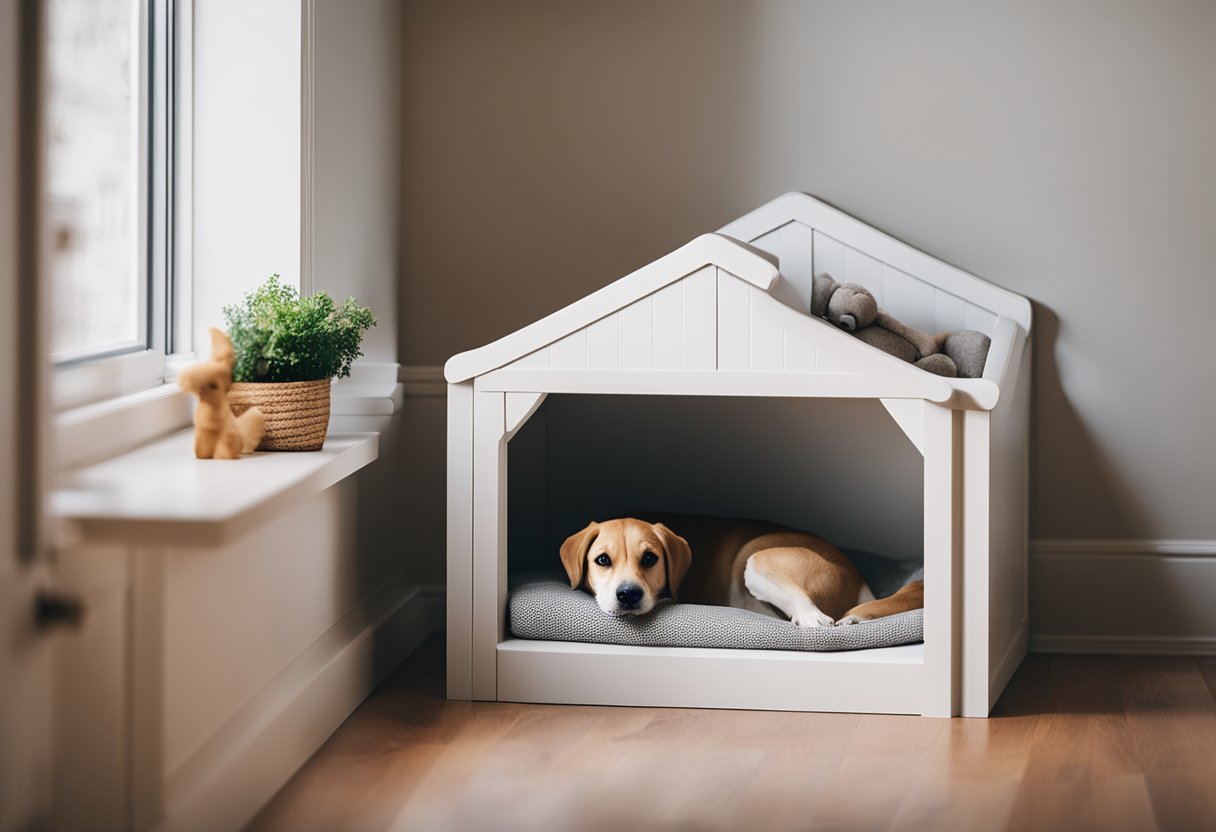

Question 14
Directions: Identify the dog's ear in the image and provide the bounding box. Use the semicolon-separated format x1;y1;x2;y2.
655;523;692;599
209;327;236;371
559;522;600;589
176;363;202;395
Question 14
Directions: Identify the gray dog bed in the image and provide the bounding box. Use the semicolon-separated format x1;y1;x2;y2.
508;549;924;653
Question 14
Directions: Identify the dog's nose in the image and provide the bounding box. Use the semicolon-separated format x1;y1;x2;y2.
616;584;644;608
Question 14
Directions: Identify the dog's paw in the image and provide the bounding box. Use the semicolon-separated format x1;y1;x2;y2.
791;610;835;628
835;614;863;626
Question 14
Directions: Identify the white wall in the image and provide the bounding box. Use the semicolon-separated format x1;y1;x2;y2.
400;0;1216;647
193;0;301;341
312;0;401;362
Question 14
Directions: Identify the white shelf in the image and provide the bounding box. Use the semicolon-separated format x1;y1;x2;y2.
52;431;379;547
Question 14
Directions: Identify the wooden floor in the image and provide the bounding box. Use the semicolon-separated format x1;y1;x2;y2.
246;638;1216;832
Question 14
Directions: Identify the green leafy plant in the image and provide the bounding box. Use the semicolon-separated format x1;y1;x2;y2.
223;274;377;383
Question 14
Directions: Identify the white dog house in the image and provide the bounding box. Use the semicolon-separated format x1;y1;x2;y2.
445;193;1031;718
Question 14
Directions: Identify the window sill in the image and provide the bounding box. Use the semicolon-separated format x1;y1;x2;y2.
57;360;402;470
56;382;195;471
52;430;379;548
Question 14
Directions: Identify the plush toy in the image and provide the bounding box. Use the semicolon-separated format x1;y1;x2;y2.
177;328;266;459
810;272;990;378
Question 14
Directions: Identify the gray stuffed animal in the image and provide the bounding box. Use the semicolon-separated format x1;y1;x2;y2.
810;272;990;379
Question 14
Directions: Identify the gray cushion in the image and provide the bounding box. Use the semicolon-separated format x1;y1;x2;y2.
508;550;923;653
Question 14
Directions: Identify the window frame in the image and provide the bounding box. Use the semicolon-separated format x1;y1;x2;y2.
49;0;192;412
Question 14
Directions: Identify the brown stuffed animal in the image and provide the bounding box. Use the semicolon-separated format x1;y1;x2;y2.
177;328;266;459
810;272;991;378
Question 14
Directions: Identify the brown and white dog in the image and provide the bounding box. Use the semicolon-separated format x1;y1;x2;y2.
560;515;924;627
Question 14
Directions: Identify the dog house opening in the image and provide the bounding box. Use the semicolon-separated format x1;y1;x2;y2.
506;394;924;602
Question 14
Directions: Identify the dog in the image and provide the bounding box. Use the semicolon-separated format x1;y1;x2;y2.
177;328;266;459
559;515;924;626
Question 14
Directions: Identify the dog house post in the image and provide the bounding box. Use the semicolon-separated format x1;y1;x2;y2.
472;390;509;700
961;409;992;718
446;381;475;700
922;401;962;717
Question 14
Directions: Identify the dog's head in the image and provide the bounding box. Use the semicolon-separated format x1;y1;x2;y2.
176;361;232;404
559;518;692;616
177;328;237;405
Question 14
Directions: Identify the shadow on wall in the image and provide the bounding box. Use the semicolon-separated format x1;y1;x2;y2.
355;396;448;588
1028;303;1207;640
1030;302;1146;540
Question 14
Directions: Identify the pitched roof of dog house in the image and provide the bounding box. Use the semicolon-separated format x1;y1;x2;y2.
720;193;1032;332
446;198;1031;411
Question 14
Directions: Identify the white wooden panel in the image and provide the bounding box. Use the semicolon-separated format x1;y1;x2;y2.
779;221;816;312
549;329;587;370
505;392;546;439
617;295;653;371
783;326;817;373
961;409;991;717
815;320;850;374
883;265;936;335
880;398;925;455
681;265;716;370
981;340;1030;713
717;270;751;371
750;228;782;258
472;392;507;700
166;588;430;832
585;314;619;370
964;303;999;336
446;233;781;382
933;291;967;334
651;281;683;370
478;368;952;401
812;230;845;282
158;482;365;778
749;286;785;371
498;640;924;714
922;403;961;717
446;382;474;699
845;246;884;304
131;553;164;832
508;346;549;370
54;545;129;832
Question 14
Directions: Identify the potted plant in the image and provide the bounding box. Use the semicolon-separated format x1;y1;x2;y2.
223;274;376;451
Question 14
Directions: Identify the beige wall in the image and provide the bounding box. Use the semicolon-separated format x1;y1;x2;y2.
401;0;1216;542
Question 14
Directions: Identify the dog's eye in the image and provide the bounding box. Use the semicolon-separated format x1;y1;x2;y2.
594;554;611;567
641;551;658;567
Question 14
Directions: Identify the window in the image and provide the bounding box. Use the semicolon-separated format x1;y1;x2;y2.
46;0;183;373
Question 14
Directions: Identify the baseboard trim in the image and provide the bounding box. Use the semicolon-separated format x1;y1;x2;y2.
1031;634;1216;656
399;365;446;397
1031;539;1216;558
1030;539;1216;657
160;574;439;832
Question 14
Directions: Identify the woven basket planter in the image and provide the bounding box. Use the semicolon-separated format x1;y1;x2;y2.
228;379;332;451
